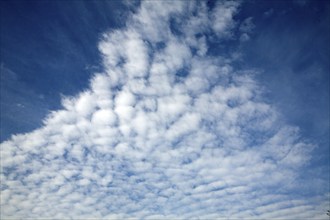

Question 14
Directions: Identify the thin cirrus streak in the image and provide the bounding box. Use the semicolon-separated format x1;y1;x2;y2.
0;1;328;219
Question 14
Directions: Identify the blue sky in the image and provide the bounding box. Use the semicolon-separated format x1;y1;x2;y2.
0;0;329;219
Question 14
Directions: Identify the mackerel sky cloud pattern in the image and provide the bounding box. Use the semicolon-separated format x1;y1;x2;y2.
1;1;329;219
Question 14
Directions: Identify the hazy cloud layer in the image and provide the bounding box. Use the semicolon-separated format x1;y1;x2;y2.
1;1;328;219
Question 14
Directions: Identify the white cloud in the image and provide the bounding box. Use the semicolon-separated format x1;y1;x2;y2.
1;1;328;219
239;17;255;33
240;32;250;42
239;17;255;42
211;0;239;38
123;31;149;78
75;91;96;117
115;90;136;107
91;109;116;126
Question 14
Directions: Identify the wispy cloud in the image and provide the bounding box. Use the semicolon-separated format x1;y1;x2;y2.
1;1;328;219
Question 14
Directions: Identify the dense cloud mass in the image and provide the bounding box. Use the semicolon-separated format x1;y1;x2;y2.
1;1;328;219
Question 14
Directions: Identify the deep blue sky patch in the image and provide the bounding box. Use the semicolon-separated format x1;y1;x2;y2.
1;0;128;141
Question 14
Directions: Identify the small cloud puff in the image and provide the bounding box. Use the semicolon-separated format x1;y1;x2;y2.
239;17;255;42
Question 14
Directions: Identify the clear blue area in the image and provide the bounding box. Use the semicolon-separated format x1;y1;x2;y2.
237;0;329;173
1;0;128;141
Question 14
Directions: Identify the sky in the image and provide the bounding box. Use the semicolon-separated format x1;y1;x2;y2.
0;0;329;219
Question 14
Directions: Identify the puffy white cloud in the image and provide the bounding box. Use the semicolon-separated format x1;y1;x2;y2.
75;91;96;117
130;1;185;43
1;1;328;219
211;0;239;38
91;109;116;126
115;90;136;107
124;30;149;78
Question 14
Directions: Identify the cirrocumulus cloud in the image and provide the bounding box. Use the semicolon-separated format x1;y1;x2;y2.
1;1;328;219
